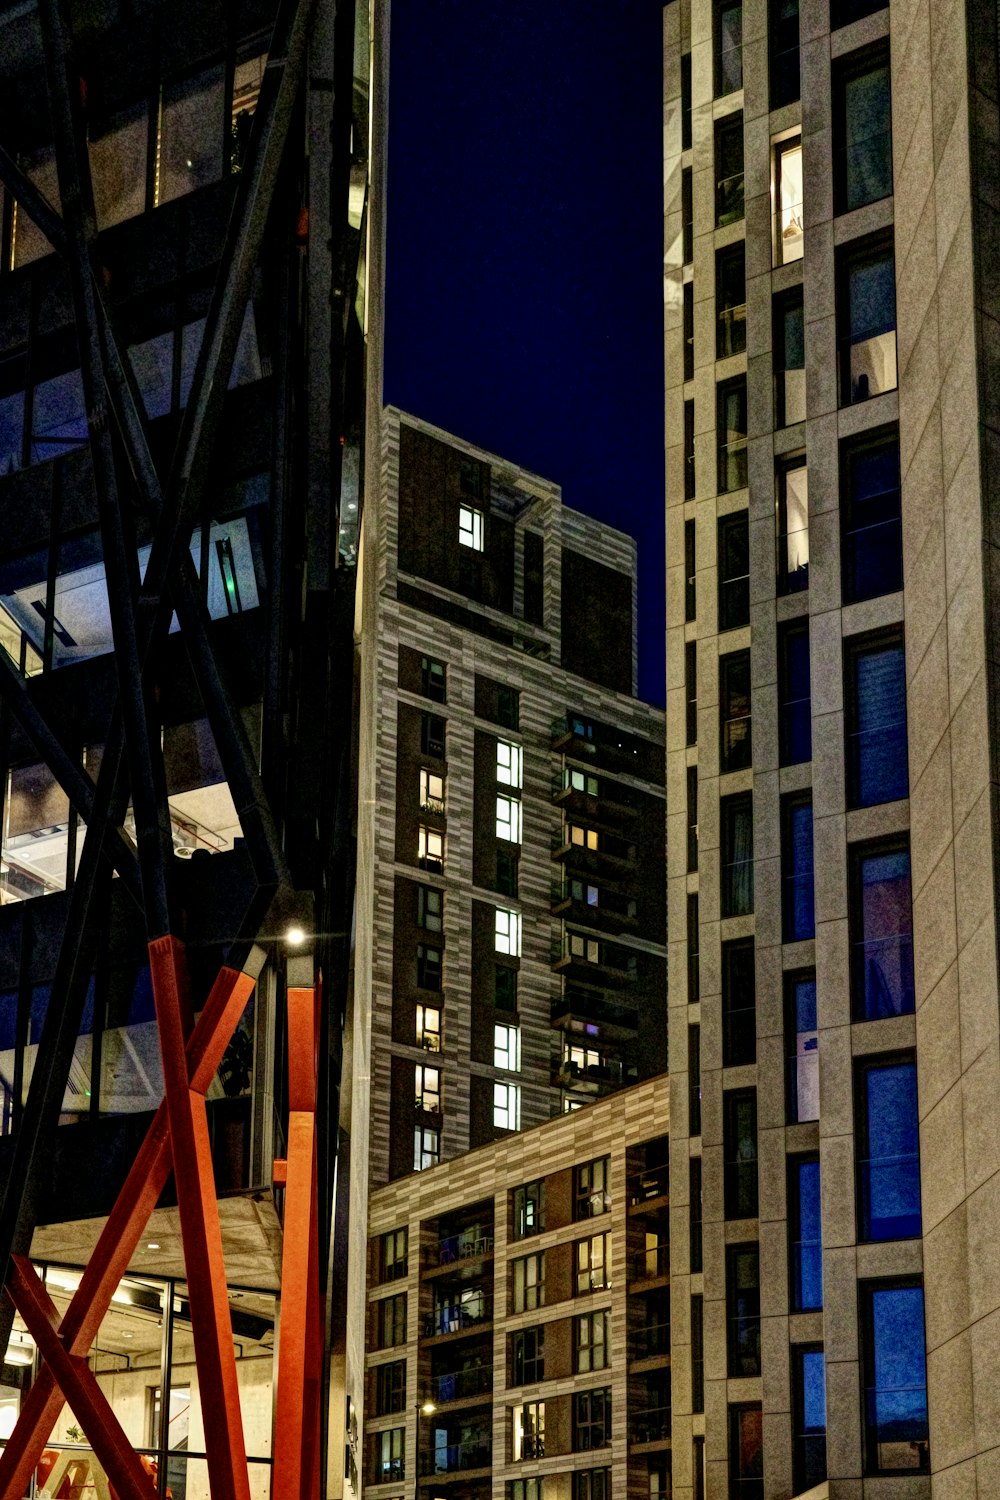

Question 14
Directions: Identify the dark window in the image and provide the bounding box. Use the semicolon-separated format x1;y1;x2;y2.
688;1024;702;1136
716;244;747;358
687;766;699;874
376;1360;406;1415
716;0;744;94
574;1310;610;1373
689;1156;703;1271
792;1347;827;1491
377;1293;407;1348
495;966;518;1012
773;286;805;427
716;114;745;226
722;938;756;1066
373;1426;405;1483
684;399;696;499
842;427;902;602
512;1326;545;1385
831;0;886;27
687;893;700;1004
718;511;749;630
838;235;897;405
785;971;818;1123
416;944;442;991
726;1244;761;1376
776;457;809;594
421;656;446;702
728;1404;763;1499
861;1281;929;1473
496;849;519;897
686;642;698;746
721;792;754;918
681;53;693;149
573;1388;612;1451
846;632;908;807
835;48;892;213
779;621;811;765
497;685;520;731
513;1180;545;1238
770;0;800;106
421;713;446;758
717;379;748;494
851;840;914;1020
720;650;751;772
789;1155;822;1310
691;1294;705;1412
380;1227;408;1282
858;1056;921;1240
574;1157;611;1219
683;281;695;381
417;885;443;931
573;1471;610;1500
682;167;694;263
685;519;697;620
724;1090;758;1218
693;1435;705;1500
782;794;815;942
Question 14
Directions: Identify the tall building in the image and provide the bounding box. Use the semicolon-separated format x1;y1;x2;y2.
354;408;667;1190
664;0;1000;1494
0;0;387;1494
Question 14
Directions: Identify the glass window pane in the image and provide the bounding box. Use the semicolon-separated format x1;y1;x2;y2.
90;102;149;229
792;1158;822;1309
854;847;915;1019
12;148;60;267
849;641;908;806
129;329;175;419
171;1285;276;1460
100;963;164;1115
777;142;803;263
842;62;892;210
867;1285;929;1471
783;798;814;941
787;975;818;1122
844;435;902;601
2;762;70;901
862;1061;921;1239
31;369;87;461
156;66;225;204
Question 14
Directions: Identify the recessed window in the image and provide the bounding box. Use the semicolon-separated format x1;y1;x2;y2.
511;1326;545;1386
686;642;698;746
721;791;754;918
574;1470;611;1500
682;167;694;262
685;518;697;620
417;824;444;872
861;1281;929;1473
717;510;750;629
373;1425;405;1483
494;1023;521;1071
495;965;518;1012
831;0;886;27
513;1179;545;1238
414;1063;441;1113
838;235;897;405
496;847;519;897
782;793;815;942
421;655;446;702
726;1243;761;1376
779;621;811;765
774;136;803;264
728;1405;763;1500
375;1359;406;1416
683;281;695;382
689;1157;703;1272
575;1233;612;1294
777;457;809;594
715;113;745;226
684;399;696;499
511;1251;545;1311
774;286;805;426
715;0;744;95
850;841;915;1020
459;504;485;551
574;1157;611;1219
416;943;442;991
416;1003;441;1052
691;1294;704;1412
688;1024;702;1136
496;795;523;844
497;740;523;787
720;649;752;773
420;712;446;758
509;1480;544;1500
413;1125;440;1170
419;767;445;813
681;52;692;149
417;884;442;931
722;937;756;1066
573;1388;612;1451
770;0;800;106
785;971;818;1123
379;1227;408;1283
568;932;600;964
789;1155;822;1310
569;823;599;851
495;907;522;956
494;1081;521;1130
459;458;482;498
512;1400;545;1460
846;632;908;808
717;378;748;494
687;892;700;1003
687;766;699;873
835;47;892;213
575;1309;610;1372
716;243;747;359
842;427;902;603
723;1089;758;1218
566;767;599;796
792;1347;827;1492
857;1055;921;1240
377;1292;406;1348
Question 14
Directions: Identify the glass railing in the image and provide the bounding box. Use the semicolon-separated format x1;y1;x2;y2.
425;1301;493;1337
628;1164;670;1203
631;1322;671;1359
632;1243;670;1279
843;330;897;404
552;992;639;1031
435;1229;494;1266
432;1366;493;1402
421;1440;492;1475
628;1407;672;1443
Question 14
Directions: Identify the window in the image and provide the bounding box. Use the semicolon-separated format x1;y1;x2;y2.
723;1090;758;1218
374;1426;405;1483
496;848;519;897
722;938;756;1066
512;1401;545;1461
789;1155;822;1310
785;972;818;1122
774;286;805;426
728;1404;763;1499
776;457;809;594
850;841;915;1019
692;1294;705;1411
157;65;226;204
721;792;754;917
684;399;696;499
494;1024;521;1071
510;1480;544;1500
716;244;747;358
495;965;518;1012
496;796;523;844
774;136;803;264
575;1310;610;1372
835;48;892;213
688;1025;702;1136
858;1056;921;1240
720;650;751;772
421;655;446;701
565;768;599;796
779;622;811;765
782;794;815;942
831;0;885;26
718;511;749;631
574;1157;611;1219
693;1436;705;1500
419;768;445;813
459;505;485;551
417;825;444;871
416;1003;441;1052
687;892;700;1004
575;1234;612;1294
512;1327;545;1386
770;0;800;105
569;823;599;851
496;684;520;730
684;518;697;621
715;113;745;226
376;1360;406;1415
689;1157;703;1272
513;1181;545;1238
686;642;698;746
683;281;695;382
497;741;523;787
495;908;522;957
416;944;442;991
846;633;908;807
715;0;744;94
512;1252;545;1311
380;1228;408;1283
378;1293;407;1348
726;1244;761;1376
418;885;442;931
414;1064;441;1113
413;1125;440;1170
717;380;748;494
839;235;897;404
682;167;694;263
568;877;599;906
494;1082;521;1131
842;427;902;602
681;53;692;149
420;713;446;758
793;1347;827;1491
687;767;699;873
861;1281;929;1473
573;1388;612;1451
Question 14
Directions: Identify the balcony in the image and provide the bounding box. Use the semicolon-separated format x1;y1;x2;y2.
549;881;639;935
430;1229;495;1268
628;1164;670;1209
551;937;638;988
630;1322;671;1363
628;1408;672;1448
631;1243;670;1283
550;718;659;779
419;1441;492;1478
423;1301;494;1339
550;828;636;871
431;1366;493;1404
550;990;638;1040
553;1056;623;1096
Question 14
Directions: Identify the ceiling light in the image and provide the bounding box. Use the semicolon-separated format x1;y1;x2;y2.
147;1242;160;1250
285;926;306;946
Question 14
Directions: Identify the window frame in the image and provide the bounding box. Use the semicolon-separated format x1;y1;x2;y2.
837;232;898;406
714;0;744;96
723;1088;758;1219
716;242;747;359
573;1156;611;1220
792;1344;828;1493
574;1233;612;1295
844;628;908;809
715;112;745;227
855;1053;922;1242
859;1279;930;1475
841;425;903;604
459;504;485;551
778;619;811;766
720;790;754;918
781;792;815;943
776;454;809;595
726;1242;762;1377
719;648;752;773
833;43;893;215
574;1309;610;1373
773;284;805;427
513;1180;545;1239
572;1386;612;1452
511;1251;545;1312
849;837;915;1022
716;380;749;497
773;134;804;266
785;970;818;1124
788;1153;822;1311
722;937;756;1067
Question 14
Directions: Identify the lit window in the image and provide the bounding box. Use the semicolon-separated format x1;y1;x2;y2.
417;1004;441;1052
418;825;444;871
494;1081;521;1130
512;1400;545;1461
568;824;598;851
419;768;445;813
774;137;803;265
495;908;522;957
777;459;809;595
496;796;522;843
414;1064;441;1113
414;1126;440;1171
568;933;600;963
575;1234;612;1294
459;505;484;551
497;741;523;788
494;1024;521;1071
567;768;599;796
511;1252;545;1311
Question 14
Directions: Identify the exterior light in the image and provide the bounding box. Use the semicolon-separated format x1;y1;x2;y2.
286;926;306;946
420;1400;436;1416
147;1242;160;1250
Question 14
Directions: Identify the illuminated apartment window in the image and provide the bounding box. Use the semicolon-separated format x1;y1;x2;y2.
380;1227;408;1282
575;1310;610;1372
566;768;598;795
494;1082;521;1130
574;1157;611;1219
495;908;522;956
512;1401;545;1461
513;1181;545;1238
416;1004;441;1052
417;884;442;931
413;1126;440;1171
419;768;445;813
777;458;809;594
459;504;485;551
497;796;523;843
497;741;523;787
414;1064;441;1113
575;1234;612;1294
786;972;818;1122
568;933;600;963
774;136;804;265
417;825;444;872
495;1024;521;1071
569;823;598;851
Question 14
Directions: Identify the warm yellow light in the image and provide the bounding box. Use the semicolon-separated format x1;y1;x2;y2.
420;1400;436;1416
286;926;306;946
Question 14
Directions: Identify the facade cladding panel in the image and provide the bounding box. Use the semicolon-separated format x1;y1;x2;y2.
662;0;1000;1490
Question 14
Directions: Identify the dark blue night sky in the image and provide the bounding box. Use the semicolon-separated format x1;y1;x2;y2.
383;1;666;707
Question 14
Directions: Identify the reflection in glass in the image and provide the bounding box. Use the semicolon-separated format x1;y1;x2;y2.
843;249;897;403
232;53;267;173
787;975;818;1122
853;846;914;1020
865;1284;929;1471
775;140;803;264
156;66;225;204
12;147;60;267
2;761;70;901
89;103;149;229
100;964;164;1117
31;369;88;461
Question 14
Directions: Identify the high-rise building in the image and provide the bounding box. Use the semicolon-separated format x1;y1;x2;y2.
0;0;386;1493
664;0;1000;1494
353;408;667;1191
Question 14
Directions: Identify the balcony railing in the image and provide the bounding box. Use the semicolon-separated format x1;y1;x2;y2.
432;1366;493;1403
420;1441;492;1476
632;1243;670;1280
424;1302;493;1338
551;991;638;1033
631;1322;671;1360
628;1407;672;1444
628;1164;670;1205
434;1229;494;1266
